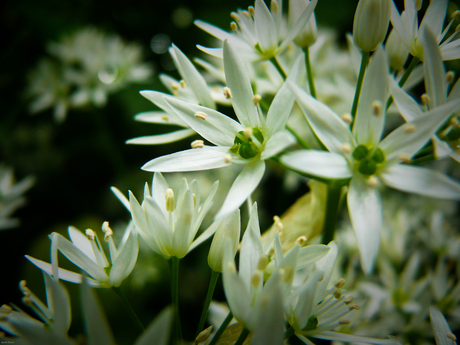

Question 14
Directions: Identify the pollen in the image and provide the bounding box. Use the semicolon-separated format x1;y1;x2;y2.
282;266;295;283
230;12;240;22
339;318;351;325
102;221;113;241
271;0;279;13
344;296;354;305
180;80;187;88
242;10;250;18
420;93;431;106
341;143;352;154
224;154;232;163
335;278;346;288
372;100;383;116
349;304;360;311
334;290;342;299
367;175;379;188
223;87;233;99
161;115;169;121
191;140;204;148
230;22;238;32
171;83;180;91
86;229;96;240
403;123;416;134
341;113;352;124
296;236;307;246
252;94;262;106
273;215;283;230
446;71;455;84
397;153;411;163
248;6;255;16
195;111;208;120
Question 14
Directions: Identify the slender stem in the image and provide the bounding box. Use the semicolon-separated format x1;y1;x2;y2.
303;46;316;99
195;270;220;338
208;311;233;345
286;124;311;149
112;286;144;333
270;56;288;80
320;185;342;245
171;256;182;344
350;51;370;122
386;56;420;109
234;327;250;345
284;326;295;339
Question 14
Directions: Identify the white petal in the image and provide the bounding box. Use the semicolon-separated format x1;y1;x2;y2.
254;0;278;54
126;129;195;145
419;0;448;38
134;307;173;345
353;46;389;147
139;91;188;127
110;231;139;287
142;146;233;172
144;197;173;256
389;78;423;122
67;226;96;262
430;306;455;345
223;40;259;128
312;331;399;344
265;82;296;136
261;131;296;160
110;186;130;211
151;172;169;214
172;190;194;258
423;27;447;107
134;110;185;127
381;164;460;199
347;177;382;274
43;273;71;333
281;150;353;180
390;1;414;51
215;160;265;218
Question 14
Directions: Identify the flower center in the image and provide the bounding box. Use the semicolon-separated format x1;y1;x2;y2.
230;126;264;159
352;144;385;175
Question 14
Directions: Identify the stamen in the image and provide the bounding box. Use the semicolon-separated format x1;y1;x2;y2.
349;304;360;311
333;290;342;299
223;87;233;99
252;94;262;106
195;111;208;120
242;10;250;18
341;143;352;154
102;221;113;242
446;71;455;84
161;115;169;121
193;193;197;207
403;123;416;134
367;175;379;188
224;154;232;163
421;93;431;106
22;296;33;306
165;188;175;212
397;153;411;163
248;6;255;16
86;229;96;240
335;278;346;288
257;255;269;271
372;100;383;116
171;83;180;91
296;236;307;246
339;318;351;325
230;12;240;22
341;113;352;124
180;80;187;88
195;325;213;343
230;22;238;32
251;271;262;288
271;0;279;13
344;296;353;305
191;140;204;148
451;117;459;127
447;333;457;341
244;128;253;138
273;215;283;230
19;280;29;295
451;10;460;19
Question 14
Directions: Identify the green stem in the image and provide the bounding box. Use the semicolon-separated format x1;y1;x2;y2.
270;56;288;80
386;56;420;109
234;327;250;345
171;256;182;344
286;124;311;149
208;311;233;345
195;270;220;338
284;326;295;339
350;51;370;122
320;185;342;245
112;286;144;333
303;46;316;99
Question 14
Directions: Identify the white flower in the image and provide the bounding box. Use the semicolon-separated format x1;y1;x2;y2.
26;222;138;288
281;46;460;273
128;172;219;259
141;41;299;218
195;0;317;61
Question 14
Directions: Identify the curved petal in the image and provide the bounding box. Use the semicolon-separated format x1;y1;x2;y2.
134;307;173;345
139;91;188;127
126;129;196;145
347;177;382;274
261;131;296;160
423;27;447;107
381;164;460;199
110;186;130;211
389;78;423;122
110;231;139;287
67;226;96;262
134;110;185;127
172;190;194;258
254;0;278;54
215;160;266;218
265;82;296;136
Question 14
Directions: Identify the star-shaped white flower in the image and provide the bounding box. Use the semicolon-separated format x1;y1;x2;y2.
141;40;300;218
281;46;460;273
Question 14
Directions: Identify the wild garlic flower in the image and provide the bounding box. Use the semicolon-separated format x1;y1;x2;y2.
195;0;317;61
288;0;318;48
141;41;299;218
128;172;219;259
26;222;138;288
0;273;73;345
0;164;34;230
390;0;460;60
281;46;460;273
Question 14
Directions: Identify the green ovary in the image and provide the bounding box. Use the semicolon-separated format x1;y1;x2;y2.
230;127;264;159
352;144;385;175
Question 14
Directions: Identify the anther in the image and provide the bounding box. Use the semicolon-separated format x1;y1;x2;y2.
415;0;422;10
341;113;352;124
451;117;460;127
180;80;187;88
195;111;208;120
349;304;360;311
341;143;352;154
403;123;416;134
224;155;232;163
252;94;262;106
230;22;238;32
242;10;250;18
344;296;354;305
86;229;96;240
282;266;295;283
451;10;460;19
227;261;236;274
195;325;213;344
447;333;457;341
102;221;113;241
165;188;175;212
273;215;283;230
397;153;411;163
230;12;240;22
248;6;255;16
191;140;204;148
22;296;33;306
223;87;233;99
161;115;169;121
171;83;180;91
367;175;379;188
339;318;351;325
251;271;262;288
296;236;307;246
372;100;383;116
334;290;342;299
335;278;346;288
244;128;253;138
257;255;269;271
268;247;275;257
19;280;28;294
421;93;431;106
271;0;279;13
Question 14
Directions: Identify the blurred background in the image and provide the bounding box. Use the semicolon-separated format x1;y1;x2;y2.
1;0;460;343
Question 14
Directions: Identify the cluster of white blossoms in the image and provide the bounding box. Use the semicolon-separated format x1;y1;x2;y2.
2;0;460;344
27;27;153;122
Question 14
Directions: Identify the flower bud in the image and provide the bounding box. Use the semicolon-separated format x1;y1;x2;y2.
289;0;317;48
353;0;391;52
385;27;409;71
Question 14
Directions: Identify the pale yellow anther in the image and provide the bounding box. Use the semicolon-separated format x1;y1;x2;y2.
172;90;179;97
271;0;279;13
339;318;351;325
252;94;262;106
227;261;236;274
341;143;352;154
421;93;431;106
19;280;27;292
397;153;411;163
86;229;96;240
341;113;352;124
161;115;169;121
273;215;283;230
195;111;208;120
296;236;307;246
102;221;113;242
230;22;238;32
447;333;457;341
195;325;213;343
171;83;180;91
242;10;250;18
248;6;255;16
180;80;187;88
165;188;175;212
456;24;460;32
403;123;416;134
372;100;383;116
344;296;354;305
450;117;459;127
223;87;232;99
335;278;346;288
230;12;240;22
333;290;342;299
244;128;253;138
257;255;269;271
251;271;262;288
451;10;460;19
22;296;33;306
349;304;360;311
191;140;204;149
282;266;295;283
446;71;455;84
224;154;232;163
367;175;379;188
